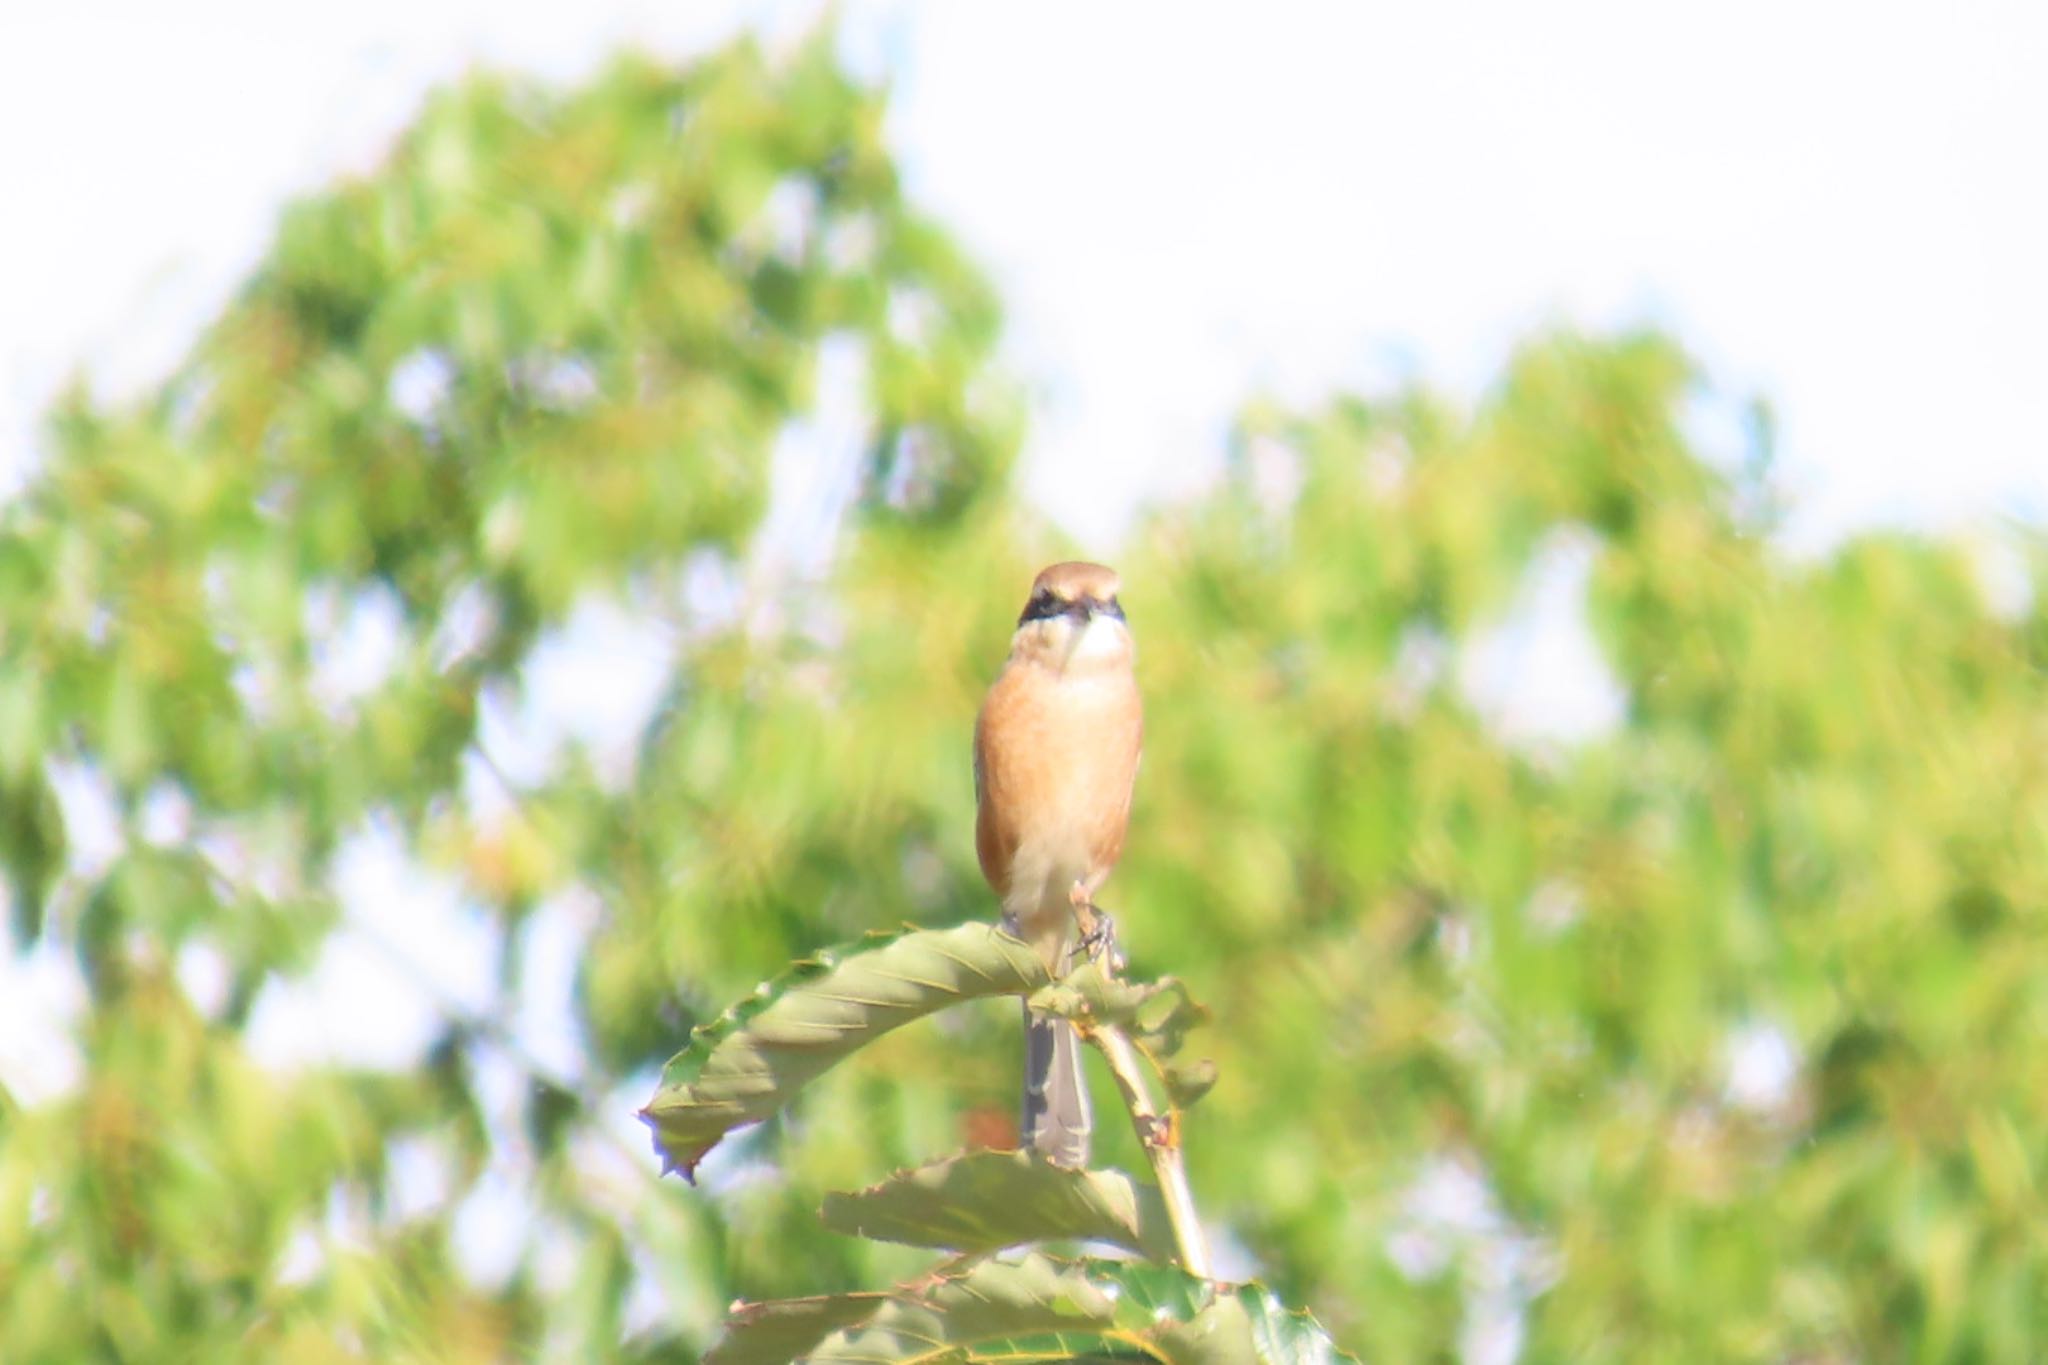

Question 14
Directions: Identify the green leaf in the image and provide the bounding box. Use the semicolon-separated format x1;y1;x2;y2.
703;1292;888;1365
1148;1280;1358;1365
1164;1058;1220;1109
0;667;46;783
704;1255;1358;1365
810;1255;1114;1364
0;772;65;948
1234;1283;1360;1365
1028;962;1212;1060
638;922;1048;1180
709;1254;1113;1365
1154;1294;1262;1365
818;1148;1178;1261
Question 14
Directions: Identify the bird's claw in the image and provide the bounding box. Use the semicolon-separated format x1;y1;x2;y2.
1083;910;1125;972
1066;881;1126;973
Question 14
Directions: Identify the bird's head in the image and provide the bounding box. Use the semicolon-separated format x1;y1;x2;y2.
1010;561;1131;672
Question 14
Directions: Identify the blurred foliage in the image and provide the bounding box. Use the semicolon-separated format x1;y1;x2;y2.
5;22;2048;1365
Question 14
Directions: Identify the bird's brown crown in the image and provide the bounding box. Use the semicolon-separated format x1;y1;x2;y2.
1031;561;1120;602
1018;561;1125;627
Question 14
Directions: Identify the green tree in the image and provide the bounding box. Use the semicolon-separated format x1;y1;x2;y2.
6;24;2048;1364
0;32;1019;1361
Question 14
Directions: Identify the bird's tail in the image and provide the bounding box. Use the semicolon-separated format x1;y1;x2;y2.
1021;1002;1091;1167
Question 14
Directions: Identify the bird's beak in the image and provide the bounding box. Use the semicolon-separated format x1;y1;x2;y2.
1081;596;1122;622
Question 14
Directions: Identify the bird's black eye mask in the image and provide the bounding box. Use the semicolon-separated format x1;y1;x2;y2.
1018;591;1125;626
1018;590;1065;626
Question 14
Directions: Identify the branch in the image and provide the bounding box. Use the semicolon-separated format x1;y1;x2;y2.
1089;1019;1213;1280
1068;884;1213;1280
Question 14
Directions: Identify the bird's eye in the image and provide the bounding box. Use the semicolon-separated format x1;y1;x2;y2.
1019;588;1063;625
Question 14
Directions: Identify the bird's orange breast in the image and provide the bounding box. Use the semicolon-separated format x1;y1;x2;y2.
974;657;1142;959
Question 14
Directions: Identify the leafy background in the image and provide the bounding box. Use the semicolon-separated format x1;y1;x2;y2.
4;22;2048;1364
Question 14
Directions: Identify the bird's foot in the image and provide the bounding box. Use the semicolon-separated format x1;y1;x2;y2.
1067;882;1126;975
1081;911;1125;973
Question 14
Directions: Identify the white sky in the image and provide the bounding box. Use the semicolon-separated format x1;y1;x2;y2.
3;0;2045;541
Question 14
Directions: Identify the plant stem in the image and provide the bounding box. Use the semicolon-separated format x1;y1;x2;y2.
1090;1022;1213;1280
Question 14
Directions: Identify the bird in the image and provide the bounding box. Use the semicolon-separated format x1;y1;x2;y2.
973;560;1144;1167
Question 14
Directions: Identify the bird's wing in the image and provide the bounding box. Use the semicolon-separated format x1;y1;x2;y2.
972;692;1015;898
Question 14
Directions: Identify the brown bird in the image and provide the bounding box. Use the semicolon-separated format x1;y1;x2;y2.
973;561;1144;1167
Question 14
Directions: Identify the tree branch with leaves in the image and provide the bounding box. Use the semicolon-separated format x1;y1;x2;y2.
640;921;1345;1362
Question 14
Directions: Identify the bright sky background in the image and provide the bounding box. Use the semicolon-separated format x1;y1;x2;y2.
1;2;2043;1348
4;0;2045;542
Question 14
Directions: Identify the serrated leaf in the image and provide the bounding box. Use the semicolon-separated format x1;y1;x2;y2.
810;1254;1117;1365
704;1257;1104;1365
812;1255;1115;1364
1028;963;1212;1060
1024;960;1155;1023
819;1148;1177;1261
639;922;1048;1180
1154;1293;1261;1365
1146;1282;1354;1365
705;1255;1359;1365
1233;1283;1357;1365
1164;1059;1220;1109
1078;1265;1356;1365
702;1290;890;1365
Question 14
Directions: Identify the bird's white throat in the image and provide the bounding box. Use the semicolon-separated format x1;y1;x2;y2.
1051;614;1131;672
